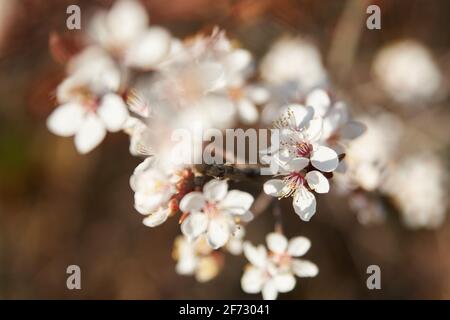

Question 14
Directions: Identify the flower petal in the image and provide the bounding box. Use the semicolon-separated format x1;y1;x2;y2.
181;212;208;241
306;170;330;193
74;113;106;154
284;104;315;129
97;93;129;132
293;188;316;221
283;157;309;172
203;179;228;202
292;259;319;277
220;190;254;215
47;103;84;137
207;216;232;249
287;236;311;257
262;280;278;300
310;145;339;172
266;232;288;254
134;192;166;214
273;273;296;293
243;241;267;268
179;192;206;212
125;27;171;69
306;89;330;117
142;208;169;227
241;266;265;294
237;98;258;124
305;117;323;142
263;179;286;197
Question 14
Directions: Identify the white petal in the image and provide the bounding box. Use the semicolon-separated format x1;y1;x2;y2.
286;105;315;129
283;157;309;172
241;266;265;294
125;27;171;69
266;233;288;254
310;145;339;172
203;179;228;202
341;120;366;140
306;89;330;117
179;192;206;212
220;190;254;215
197;62;226;93
47;103;84;137
134;192;166;214
292;259;319;277
262;280;278;300
293;188;317;221
207;217;232;249
142;208;169;227
180;212;208;241
74;113;106;154
237;98;258;124
273;273;296;293
97;93;129;132
243;242;267;268
305;117;323;142
263;179;286;197
306;170;330;193
287;237;311;257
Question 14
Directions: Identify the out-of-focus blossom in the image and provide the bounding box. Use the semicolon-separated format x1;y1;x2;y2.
372;40;445;105
173;235;223;282
180;179;254;249
337;113;402;192
89;0;172;70
260;36;327;94
381;154;447;229
129;157;180;227
263;105;338;221
225;225;246;255
47;49;129;153
241;232;318;300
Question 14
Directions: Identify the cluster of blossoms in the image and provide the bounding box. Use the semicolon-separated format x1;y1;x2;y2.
45;0;447;298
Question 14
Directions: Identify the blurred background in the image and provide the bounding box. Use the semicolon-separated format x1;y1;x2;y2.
0;0;449;299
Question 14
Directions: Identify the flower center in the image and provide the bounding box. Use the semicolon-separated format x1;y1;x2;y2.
280;172;305;198
296;142;312;157
204;202;219;217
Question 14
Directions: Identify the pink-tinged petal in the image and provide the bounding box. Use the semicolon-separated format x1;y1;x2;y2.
287;237;311;257
74;113;106;154
262;280;278;300
243;242;267;268
125;27;171;69
273;273;296;293
207;217;232;249
310;145;339;172
263;179;286;197
266;232;288;254
220;190;254;215
97;93;129;132
305;170;330;194
306;89;330;116
179;192;206;212
293;188;316;221
203;179;228;202
142;208;169;227
47;103;84;137
292;259;319;277
241;266;265;294
181;212;208;241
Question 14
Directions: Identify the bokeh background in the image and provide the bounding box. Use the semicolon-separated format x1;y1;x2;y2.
1;0;450;299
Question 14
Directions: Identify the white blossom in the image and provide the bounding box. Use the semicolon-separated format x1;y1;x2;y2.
373;40;445;105
180;179;254;249
47;49;129;153
241;232;318;300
